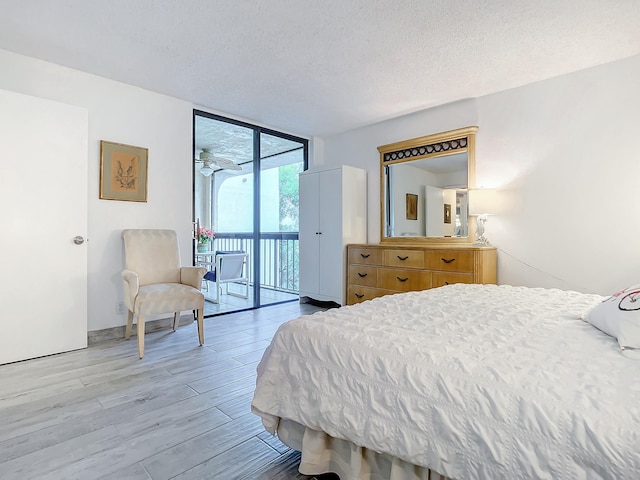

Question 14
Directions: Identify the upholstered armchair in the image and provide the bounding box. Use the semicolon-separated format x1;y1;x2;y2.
121;229;207;358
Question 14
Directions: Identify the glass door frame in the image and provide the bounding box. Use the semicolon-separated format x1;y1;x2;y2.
193;109;309;314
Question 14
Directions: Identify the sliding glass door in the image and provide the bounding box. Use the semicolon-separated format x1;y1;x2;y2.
259;132;305;307
193;111;307;315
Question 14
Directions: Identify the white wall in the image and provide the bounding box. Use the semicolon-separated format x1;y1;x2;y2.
321;99;480;238
3;45;639;333
478;54;640;294
320;54;640;296
0;49;194;332
0;49;313;333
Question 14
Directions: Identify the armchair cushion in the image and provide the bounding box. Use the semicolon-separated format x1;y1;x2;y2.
133;283;204;316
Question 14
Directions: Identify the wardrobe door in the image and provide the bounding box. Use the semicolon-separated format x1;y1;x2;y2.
298;170;321;299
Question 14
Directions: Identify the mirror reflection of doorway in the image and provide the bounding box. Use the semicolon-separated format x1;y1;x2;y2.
194;111;308;316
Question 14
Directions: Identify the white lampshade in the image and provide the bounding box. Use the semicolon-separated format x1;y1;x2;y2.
468;189;497;216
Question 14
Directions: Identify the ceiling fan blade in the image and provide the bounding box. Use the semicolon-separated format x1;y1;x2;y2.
196;149;242;171
211;157;242;171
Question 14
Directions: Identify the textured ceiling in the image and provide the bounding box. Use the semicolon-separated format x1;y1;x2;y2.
1;1;639;137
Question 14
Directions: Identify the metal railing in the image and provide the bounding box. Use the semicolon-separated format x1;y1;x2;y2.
212;232;299;293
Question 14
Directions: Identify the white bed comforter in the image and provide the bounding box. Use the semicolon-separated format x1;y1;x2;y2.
251;284;640;480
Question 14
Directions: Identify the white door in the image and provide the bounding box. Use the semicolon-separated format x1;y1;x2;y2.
0;89;88;365
425;185;445;237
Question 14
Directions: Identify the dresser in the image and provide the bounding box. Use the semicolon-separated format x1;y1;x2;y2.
346;244;497;305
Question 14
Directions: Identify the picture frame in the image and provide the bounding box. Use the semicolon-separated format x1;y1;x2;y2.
99;140;148;202
444;203;452;224
406;193;418;220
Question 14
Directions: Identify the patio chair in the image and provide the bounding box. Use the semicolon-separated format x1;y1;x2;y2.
203;251;250;304
121;229;207;358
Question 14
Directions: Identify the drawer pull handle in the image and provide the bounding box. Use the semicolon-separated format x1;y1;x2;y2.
355;293;364;299
358;272;368;278
360;253;371;258
397;255;409;261
441;258;456;264
444;281;450;285
397;276;409;282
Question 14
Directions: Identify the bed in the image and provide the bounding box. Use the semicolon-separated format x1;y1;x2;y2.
251;283;640;480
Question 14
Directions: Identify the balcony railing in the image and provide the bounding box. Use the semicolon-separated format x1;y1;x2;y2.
212;232;299;293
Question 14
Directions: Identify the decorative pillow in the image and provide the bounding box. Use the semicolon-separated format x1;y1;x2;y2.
583;284;640;356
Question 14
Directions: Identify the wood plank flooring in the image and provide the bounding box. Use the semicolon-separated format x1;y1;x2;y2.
0;301;336;480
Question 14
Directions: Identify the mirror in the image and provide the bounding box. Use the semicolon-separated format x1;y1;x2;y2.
378;126;478;243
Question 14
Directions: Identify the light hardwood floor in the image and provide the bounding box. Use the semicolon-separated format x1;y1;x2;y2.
0;301;338;480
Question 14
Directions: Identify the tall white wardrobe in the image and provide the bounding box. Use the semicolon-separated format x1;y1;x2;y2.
298;165;367;305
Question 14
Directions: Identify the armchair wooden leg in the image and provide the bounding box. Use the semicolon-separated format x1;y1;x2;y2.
125;311;134;339
137;316;145;359
172;312;180;331
197;308;204;346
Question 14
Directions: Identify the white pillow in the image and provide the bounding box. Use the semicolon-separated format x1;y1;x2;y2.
583;284;640;356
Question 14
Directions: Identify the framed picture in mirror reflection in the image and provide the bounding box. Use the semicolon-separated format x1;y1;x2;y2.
444;203;452;224
406;193;418;220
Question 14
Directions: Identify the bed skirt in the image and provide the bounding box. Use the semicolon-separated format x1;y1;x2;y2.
277;419;451;480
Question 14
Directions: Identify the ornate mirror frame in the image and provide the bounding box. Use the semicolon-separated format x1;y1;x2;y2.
378;126;478;244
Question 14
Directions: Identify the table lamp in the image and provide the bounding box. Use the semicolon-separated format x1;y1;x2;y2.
468;189;497;246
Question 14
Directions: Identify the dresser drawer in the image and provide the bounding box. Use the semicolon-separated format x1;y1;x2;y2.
378;268;431;292
347;285;389;305
383;249;425;269
432;272;474;288
425;251;474;272
347;243;496;304
348;265;378;287
349;247;383;266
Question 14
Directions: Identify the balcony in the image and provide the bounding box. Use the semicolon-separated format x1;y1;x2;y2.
198;232;300;315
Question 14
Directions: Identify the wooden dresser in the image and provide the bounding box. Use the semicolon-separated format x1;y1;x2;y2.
346;244;497;305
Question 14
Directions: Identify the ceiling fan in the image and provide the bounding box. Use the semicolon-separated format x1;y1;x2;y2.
196;148;242;176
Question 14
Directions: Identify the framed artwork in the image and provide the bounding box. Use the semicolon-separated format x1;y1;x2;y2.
406;193;418;220
444;203;452;224
99;140;148;202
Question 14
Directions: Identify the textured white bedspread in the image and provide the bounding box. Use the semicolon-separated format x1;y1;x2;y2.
251;284;640;479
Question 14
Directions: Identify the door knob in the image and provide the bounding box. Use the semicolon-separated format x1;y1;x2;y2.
73;236;85;245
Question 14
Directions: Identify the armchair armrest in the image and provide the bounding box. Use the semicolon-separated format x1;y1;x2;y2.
181;266;207;289
121;269;139;311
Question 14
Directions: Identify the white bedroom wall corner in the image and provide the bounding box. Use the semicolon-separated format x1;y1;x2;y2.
309;136;326;169
322;99;480;244
476;54;640;294
84;84;194;332
342;165;368;244
322;55;640;295
0;49;195;333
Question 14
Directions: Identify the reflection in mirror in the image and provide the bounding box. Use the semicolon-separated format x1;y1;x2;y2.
378;126;478;243
384;152;468;238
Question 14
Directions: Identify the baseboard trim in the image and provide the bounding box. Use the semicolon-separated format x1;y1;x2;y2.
88;314;196;346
